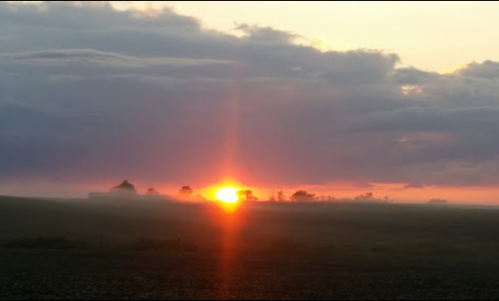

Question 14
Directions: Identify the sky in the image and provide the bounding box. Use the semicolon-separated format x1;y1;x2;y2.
1;1;499;203
173;1;499;72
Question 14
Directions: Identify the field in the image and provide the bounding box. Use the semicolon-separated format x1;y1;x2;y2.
1;196;499;299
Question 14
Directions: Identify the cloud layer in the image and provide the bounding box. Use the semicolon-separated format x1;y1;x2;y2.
2;2;499;193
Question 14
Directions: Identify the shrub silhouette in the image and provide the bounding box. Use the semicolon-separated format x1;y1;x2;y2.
355;192;374;200
428;198;448;205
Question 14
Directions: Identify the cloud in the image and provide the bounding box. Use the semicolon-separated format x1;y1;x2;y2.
392;67;439;85
0;49;235;68
235;23;300;43
404;183;425;189
0;1;199;30
457;60;499;79
1;2;499;196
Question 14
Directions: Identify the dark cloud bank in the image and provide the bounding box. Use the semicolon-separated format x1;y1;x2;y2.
1;2;499;192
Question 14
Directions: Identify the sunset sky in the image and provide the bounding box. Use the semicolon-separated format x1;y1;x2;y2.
2;1;499;203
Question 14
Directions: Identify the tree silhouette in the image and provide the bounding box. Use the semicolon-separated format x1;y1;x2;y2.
316;195;326;202
237;190;259;201
277;190;287;202
111;180;137;194
291;190;315;202
146;188;159;195
269;194;276;202
178;186;193;197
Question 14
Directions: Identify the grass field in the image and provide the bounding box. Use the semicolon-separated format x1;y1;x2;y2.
1;195;499;299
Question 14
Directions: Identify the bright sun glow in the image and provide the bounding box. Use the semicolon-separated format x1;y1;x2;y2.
215;187;239;204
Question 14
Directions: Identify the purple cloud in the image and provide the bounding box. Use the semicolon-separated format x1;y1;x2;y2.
1;2;499;195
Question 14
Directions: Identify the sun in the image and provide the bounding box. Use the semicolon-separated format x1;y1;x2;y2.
215;187;239;204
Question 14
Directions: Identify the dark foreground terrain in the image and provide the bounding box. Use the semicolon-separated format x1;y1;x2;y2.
1;196;499;300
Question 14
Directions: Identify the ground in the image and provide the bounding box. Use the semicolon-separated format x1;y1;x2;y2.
1;196;499;300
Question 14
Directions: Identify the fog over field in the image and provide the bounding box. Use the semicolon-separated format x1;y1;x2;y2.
2;195;499;299
1;195;498;254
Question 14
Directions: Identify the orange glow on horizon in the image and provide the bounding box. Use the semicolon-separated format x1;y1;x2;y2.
84;178;499;205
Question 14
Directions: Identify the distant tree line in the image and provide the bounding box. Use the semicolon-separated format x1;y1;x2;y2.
107;180;397;204
269;190;393;204
109;181;194;199
428;198;448;205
